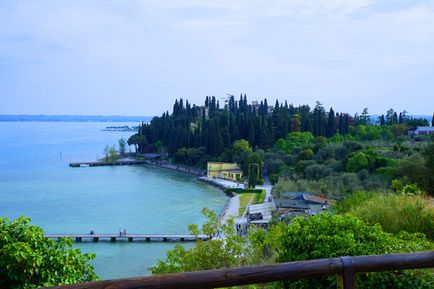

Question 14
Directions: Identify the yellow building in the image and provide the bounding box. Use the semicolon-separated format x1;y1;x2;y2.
207;162;243;182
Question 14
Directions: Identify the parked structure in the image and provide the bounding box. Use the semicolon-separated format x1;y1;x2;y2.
247;202;276;229
408;126;434;136
207;162;243;182
274;192;331;220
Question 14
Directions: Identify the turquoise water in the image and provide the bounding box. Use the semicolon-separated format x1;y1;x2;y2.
0;122;227;279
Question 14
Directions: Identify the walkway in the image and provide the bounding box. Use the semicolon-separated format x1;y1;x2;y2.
221;194;240;222
45;233;210;242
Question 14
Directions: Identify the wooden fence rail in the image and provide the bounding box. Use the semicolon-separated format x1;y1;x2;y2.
45;251;434;289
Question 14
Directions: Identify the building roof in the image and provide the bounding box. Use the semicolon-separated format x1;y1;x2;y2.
223;169;243;173
415;126;434;131
248;202;276;223
278;192;329;204
303;194;328;204
274;198;309;209
280;192;310;198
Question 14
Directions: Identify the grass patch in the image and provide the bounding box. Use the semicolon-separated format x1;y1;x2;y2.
335;192;434;240
238;193;254;216
237;190;266;217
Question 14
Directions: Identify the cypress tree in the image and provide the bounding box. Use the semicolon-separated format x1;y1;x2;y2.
326;107;336;137
379;114;385;125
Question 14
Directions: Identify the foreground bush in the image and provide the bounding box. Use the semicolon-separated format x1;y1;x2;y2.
0;216;98;289
335;192;434;240
279;214;433;289
150;209;248;274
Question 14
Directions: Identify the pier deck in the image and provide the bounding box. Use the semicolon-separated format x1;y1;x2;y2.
69;160;205;176
69;160;148;167
45;233;210;242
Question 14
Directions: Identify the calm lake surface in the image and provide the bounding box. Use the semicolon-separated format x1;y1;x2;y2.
0;122;227;279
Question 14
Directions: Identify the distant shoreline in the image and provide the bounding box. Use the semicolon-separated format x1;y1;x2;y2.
0;115;153;122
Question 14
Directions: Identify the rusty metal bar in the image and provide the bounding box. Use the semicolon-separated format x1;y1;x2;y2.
45;251;434;289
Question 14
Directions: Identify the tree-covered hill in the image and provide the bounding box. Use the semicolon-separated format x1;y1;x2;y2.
129;95;357;156
127;95;433;195
129;95;429;157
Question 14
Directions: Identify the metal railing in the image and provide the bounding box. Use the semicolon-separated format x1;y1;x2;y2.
45;251;434;289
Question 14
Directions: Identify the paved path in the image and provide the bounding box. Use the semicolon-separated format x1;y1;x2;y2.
199;177;244;189
221;194;240;222
260;168;273;203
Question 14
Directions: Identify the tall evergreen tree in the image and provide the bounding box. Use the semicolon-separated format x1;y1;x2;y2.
326;107;336;137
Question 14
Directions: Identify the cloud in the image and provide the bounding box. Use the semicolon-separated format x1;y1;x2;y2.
0;0;433;115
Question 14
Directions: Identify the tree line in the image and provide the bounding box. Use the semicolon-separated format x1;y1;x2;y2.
128;95;430;158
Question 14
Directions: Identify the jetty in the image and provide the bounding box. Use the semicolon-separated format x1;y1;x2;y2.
145;160;205;176
69;160;148;167
69;159;205;176
45;233;210;242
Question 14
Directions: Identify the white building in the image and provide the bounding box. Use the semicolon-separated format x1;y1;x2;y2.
409;126;434;136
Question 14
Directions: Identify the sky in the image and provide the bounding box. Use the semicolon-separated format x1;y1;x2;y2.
0;0;433;116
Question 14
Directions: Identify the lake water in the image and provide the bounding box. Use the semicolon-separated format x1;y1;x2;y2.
0;122;227;279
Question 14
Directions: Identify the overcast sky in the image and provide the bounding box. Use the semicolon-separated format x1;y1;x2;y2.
1;0;433;116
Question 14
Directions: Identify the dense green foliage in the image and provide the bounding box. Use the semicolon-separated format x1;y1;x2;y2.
0;216;98;289
103;144;119;162
129;96;433;196
278;214;433;289
333;192;434;240
152;211;433;288
150;209;247;274
133;96;353;157
271;132;434;196
224;188;264;194
150;209;285;274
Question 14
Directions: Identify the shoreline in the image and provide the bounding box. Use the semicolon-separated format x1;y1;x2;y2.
144;160;205;176
126;160;242;222
70;157;242;223
197;176;245;221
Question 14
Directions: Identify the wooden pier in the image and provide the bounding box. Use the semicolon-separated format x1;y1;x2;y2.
45;233;210;242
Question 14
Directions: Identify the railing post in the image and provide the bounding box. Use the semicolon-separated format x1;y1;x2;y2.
339;256;356;289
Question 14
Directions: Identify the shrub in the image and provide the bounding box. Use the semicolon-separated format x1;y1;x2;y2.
269;174;280;185
0;216;98;289
304;164;332;180
150;209;247;274
298;148;314;160
278;214;433;289
336;192;434;240
224;188;264;194
347;152;369;172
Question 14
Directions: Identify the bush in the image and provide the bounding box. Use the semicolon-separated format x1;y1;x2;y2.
304;164;333;179
347;152;369;172
224;188;264;194
0;216;98;289
298;148;314;160
278;214;433;289
150;209;247;274
269;174;280;185
335;192;434;240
